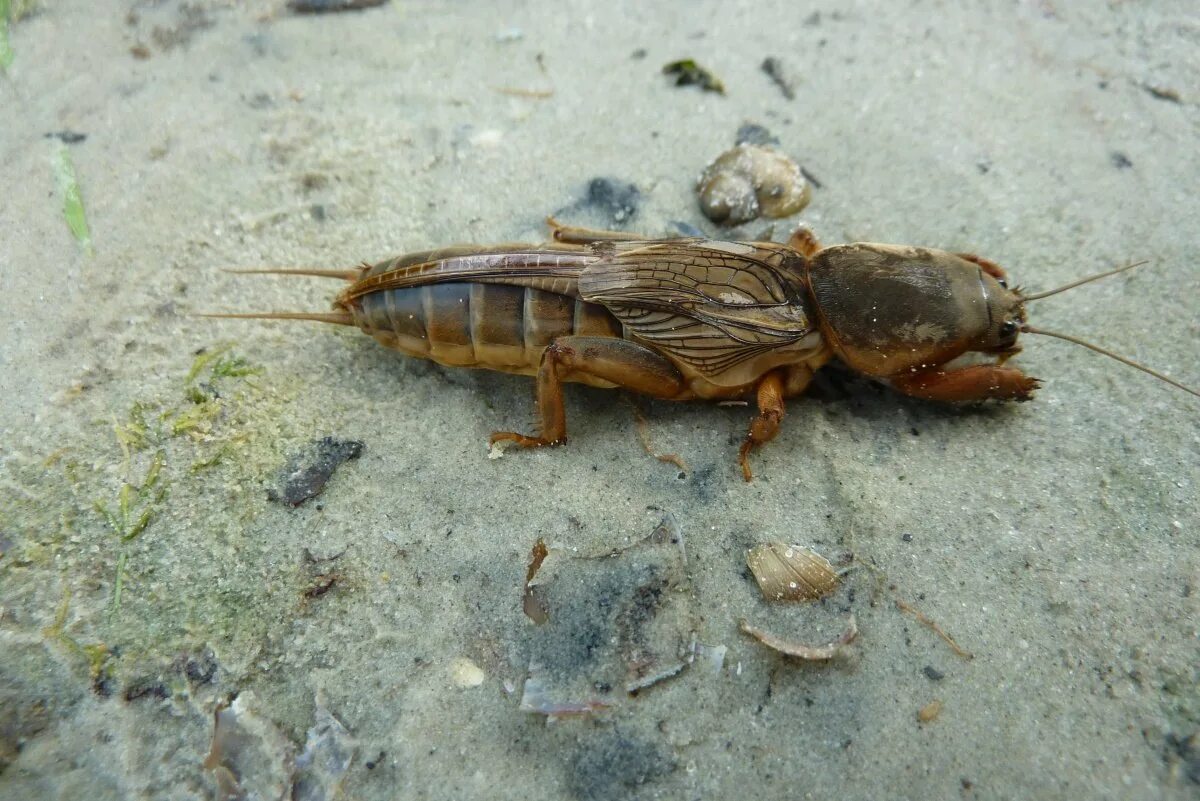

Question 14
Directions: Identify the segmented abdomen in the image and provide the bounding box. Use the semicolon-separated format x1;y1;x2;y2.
351;283;623;376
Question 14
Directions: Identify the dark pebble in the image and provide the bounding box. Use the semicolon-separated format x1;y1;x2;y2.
184;649;219;685
584;177;640;224
44;131;88;144
735;123;780;147
287;0;387;13
268;437;365;507
124;677;169;702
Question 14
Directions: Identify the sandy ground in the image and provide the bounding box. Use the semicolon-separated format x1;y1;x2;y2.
2;1;1198;799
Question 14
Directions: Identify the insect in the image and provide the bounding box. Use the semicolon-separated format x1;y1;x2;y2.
207;218;1198;480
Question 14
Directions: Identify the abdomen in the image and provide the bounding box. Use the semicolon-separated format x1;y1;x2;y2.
350;283;623;381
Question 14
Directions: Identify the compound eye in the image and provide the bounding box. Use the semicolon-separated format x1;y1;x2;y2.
1000;320;1018;338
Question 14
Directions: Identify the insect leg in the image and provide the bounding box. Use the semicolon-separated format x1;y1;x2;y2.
490;336;686;448
739;369;806;482
544;216;650;245
888;364;1040;402
785;227;823;259
955;252;1008;282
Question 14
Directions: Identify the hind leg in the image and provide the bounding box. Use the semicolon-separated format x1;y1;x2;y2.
544;216;648;245
491;337;686;447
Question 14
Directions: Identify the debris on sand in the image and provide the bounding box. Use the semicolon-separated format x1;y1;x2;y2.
268;437;364;507
662;59;725;94
739;615;857;661
519;515;696;715
292;694;357;801
204;693;295;801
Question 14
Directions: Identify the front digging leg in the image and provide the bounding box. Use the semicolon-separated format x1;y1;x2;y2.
888;364;1040;402
955;252;1009;283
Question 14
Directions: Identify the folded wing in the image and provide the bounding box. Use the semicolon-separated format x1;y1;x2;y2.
337;245;599;304
579;240;815;376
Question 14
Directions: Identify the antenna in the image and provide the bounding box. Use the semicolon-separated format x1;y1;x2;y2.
1020;260;1148;301
1022;325;1199;399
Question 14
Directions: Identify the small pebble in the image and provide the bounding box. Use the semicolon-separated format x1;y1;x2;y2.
450;658;486;688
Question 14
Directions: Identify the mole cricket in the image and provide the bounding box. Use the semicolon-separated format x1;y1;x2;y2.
206;218;1198;480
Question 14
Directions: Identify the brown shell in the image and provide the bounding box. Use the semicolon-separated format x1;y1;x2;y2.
746;542;838;601
696;144;811;226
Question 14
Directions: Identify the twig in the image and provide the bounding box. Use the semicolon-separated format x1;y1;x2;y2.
895;597;973;660
491;86;554;99
628;400;688;473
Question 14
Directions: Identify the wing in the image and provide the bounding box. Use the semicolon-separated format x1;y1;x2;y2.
338;245;601;304
579;240;816;376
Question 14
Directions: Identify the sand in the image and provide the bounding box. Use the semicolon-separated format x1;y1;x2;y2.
1;1;1197;799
